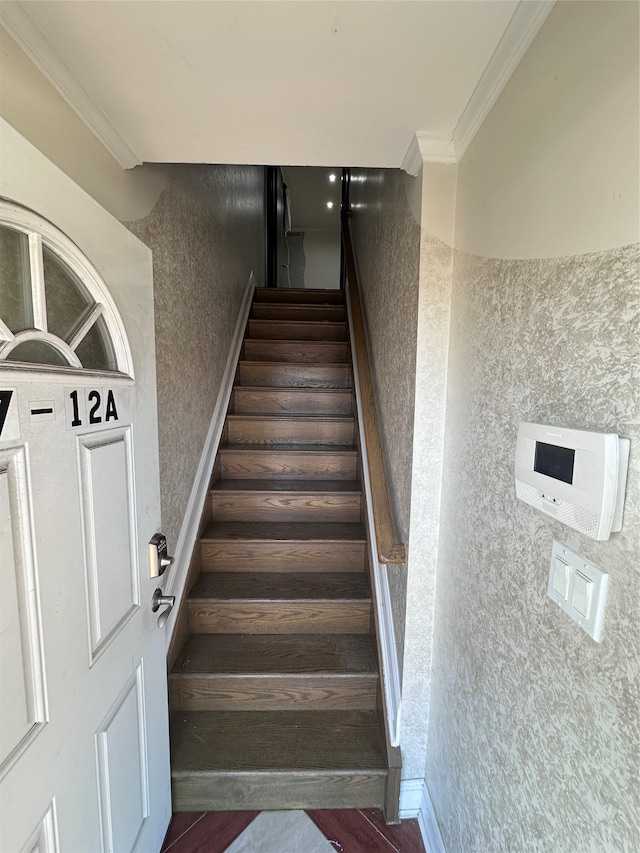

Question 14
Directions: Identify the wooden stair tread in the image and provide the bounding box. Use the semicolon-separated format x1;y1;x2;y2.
189;572;370;601
251;305;345;321
254;287;344;305
248;320;346;329
227;413;353;423
171;634;377;675
212;479;361;493
220;442;357;455
201;520;366;541
240;360;349;365
236;386;350;394
238;362;351;389
247;320;347;341
244;339;349;360
170;710;386;773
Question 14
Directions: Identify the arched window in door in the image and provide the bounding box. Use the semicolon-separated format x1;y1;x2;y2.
0;200;133;375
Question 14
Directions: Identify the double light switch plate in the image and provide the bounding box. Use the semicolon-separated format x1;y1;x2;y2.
548;540;608;642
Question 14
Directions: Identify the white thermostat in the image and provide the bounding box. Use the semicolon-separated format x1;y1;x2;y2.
515;422;630;540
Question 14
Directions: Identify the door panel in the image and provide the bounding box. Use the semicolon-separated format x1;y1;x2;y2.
78;426;139;660
95;665;149;853
0;445;47;770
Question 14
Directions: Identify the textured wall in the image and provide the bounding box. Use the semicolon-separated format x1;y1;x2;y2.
126;165;264;552
401;226;455;780
423;5;640;849
349;168;421;668
427;244;640;851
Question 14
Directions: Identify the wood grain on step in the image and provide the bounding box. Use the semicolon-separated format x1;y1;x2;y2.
251;303;345;322
210;482;361;522
233;387;352;415
199;520;366;542
227;414;354;446
201;538;365;572
188;571;370;601
170;710;386;772
243;339;349;363
212;478;361;494
169;674;378;712
239;361;352;388
172;633;378;674
254;287;344;305
247;319;347;341
170;634;379;710
220;444;358;479
172;771;386;812
188;601;370;634
187;573;371;634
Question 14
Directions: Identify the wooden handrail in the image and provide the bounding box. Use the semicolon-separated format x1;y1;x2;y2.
341;211;406;565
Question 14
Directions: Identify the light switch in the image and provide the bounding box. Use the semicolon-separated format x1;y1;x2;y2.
552;557;570;599
572;572;592;617
547;541;609;642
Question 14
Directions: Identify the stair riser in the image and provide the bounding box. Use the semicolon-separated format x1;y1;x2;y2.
244;340;349;363
251;304;345;322
239;363;351;388
227;418;353;446
169;675;378;712
172;771;385;812
221;451;357;480
233;388;352;416
211;493;361;523
254;287;344;305
201;540;365;572
188;603;371;634
248;320;347;341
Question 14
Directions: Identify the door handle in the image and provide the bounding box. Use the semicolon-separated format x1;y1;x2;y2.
152;588;175;628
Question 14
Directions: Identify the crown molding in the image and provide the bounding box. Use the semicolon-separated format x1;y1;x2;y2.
0;1;141;169
401;133;456;175
402;0;555;174
452;0;556;159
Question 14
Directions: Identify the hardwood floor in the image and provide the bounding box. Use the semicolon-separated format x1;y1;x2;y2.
161;810;426;853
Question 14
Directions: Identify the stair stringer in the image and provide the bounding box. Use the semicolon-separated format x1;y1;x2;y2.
164;273;256;659
344;284;403;752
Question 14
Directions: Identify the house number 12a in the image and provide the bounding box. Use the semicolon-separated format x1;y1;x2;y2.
69;389;119;427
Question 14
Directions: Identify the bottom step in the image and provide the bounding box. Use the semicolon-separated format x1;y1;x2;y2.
170;709;387;811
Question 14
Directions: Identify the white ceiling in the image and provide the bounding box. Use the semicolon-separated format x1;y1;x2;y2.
1;1;554;169
282;167;342;230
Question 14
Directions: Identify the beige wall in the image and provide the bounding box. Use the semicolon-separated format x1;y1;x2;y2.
126;165;265;553
454;0;639;259
0;27;167;221
302;230;341;290
426;2;640;850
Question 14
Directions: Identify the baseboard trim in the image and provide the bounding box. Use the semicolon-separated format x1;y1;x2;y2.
400;779;446;853
344;282;402;748
399;778;423;818
164;273;255;648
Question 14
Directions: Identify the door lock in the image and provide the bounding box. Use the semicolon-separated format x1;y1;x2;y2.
148;533;174;578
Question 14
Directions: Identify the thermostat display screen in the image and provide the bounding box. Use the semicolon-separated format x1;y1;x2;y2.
534;441;575;485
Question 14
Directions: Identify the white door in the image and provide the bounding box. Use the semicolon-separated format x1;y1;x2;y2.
0;122;171;852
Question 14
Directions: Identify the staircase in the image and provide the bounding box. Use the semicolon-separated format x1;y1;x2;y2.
168;286;400;820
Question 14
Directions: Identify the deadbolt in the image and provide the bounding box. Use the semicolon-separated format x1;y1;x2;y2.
149;532;174;578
